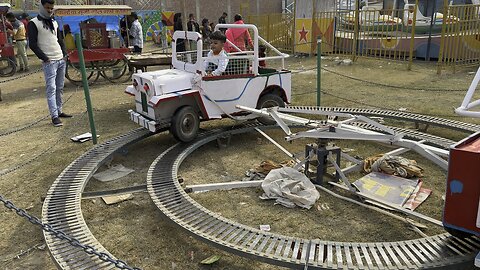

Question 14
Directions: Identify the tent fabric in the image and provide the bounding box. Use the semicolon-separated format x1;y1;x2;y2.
260;167;320;209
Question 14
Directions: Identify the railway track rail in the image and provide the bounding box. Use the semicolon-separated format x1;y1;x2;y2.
284;106;480;133
147;124;479;270
42;128;152;269
42;108;480;269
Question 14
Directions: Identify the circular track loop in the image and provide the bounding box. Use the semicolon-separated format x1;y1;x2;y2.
147;123;480;270
42;108;480;269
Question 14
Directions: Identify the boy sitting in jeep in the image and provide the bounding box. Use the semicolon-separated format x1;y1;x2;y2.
204;30;229;76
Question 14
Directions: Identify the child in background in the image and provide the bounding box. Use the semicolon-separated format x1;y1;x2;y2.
204;31;229;76
63;24;75;50
259;44;267;67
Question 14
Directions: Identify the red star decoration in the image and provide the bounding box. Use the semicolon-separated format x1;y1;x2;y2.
298;24;309;43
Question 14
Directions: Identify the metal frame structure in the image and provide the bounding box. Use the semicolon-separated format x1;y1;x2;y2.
237;105;450;170
456;66;480;118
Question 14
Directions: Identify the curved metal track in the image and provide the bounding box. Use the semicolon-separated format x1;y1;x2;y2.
42;128;152;269
42;108;479;269
286;106;480;133
147;124;480;270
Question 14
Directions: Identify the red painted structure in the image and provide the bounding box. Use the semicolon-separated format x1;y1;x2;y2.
443;132;480;236
67;48;129;63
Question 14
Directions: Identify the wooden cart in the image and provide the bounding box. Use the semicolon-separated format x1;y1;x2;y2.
54;5;132;85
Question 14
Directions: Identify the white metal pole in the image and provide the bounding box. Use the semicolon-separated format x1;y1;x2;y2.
257;0;260;15
227;0;232;22
392;0;398;17
460;66;480;109
195;0;200;24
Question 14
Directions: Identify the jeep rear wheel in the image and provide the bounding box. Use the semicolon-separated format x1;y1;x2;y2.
256;93;285;125
170;106;200;142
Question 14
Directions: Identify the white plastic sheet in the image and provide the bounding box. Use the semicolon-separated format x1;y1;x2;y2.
260;167;320;209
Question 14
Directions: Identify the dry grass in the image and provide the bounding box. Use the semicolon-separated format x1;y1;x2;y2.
0;44;478;269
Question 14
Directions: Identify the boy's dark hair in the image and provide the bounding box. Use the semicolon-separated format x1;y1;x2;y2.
234;14;242;21
41;0;55;5
222;12;227;16
130;12;138;20
209;30;226;43
189;13;194;19
6;12;15;20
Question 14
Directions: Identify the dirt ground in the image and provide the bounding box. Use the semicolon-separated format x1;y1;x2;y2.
0;43;479;270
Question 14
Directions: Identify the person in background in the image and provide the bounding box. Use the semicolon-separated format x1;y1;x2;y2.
129;12;143;54
187;13;200;50
224;14;253;53
20;13;29;31
28;0;71;127
204;30;228;77
6;12;28;72
160;19;168;49
119;15;131;47
20;13;29;50
187;13;200;33
173;13;185;52
218;12;227;33
201;18;212;49
63;24;75;50
209;22;215;32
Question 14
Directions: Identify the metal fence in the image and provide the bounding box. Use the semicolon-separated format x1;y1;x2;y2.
312;7;419;62
437;4;480;73
246;13;294;53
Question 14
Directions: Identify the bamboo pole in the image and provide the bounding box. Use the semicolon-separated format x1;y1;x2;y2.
407;0;419;71
352;0;360;61
437;0;449;74
75;34;97;145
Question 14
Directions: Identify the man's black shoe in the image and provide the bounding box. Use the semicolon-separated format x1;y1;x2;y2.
52;117;63;127
59;112;73;118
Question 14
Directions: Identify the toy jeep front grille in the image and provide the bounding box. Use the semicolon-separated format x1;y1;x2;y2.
141;92;148;113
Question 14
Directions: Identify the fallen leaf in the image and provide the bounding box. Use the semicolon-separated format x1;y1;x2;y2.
200;255;221;265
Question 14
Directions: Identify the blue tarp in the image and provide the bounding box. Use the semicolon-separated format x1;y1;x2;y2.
56;15;123;34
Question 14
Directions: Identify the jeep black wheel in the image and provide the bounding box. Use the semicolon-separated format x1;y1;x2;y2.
170;106;200;142
256;93;285;125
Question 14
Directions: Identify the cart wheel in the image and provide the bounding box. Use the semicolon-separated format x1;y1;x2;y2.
65;61;99;86
256;93;285;125
170;106;200;143
98;58;132;83
0;57;16;77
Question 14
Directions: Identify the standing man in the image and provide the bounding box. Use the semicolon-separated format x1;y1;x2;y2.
28;0;71;127
187;13;200;33
218;12;227;33
129;12;143;54
187;13;200;49
6;13;29;72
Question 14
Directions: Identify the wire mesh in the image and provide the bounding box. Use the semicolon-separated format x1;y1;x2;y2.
175;50;255;76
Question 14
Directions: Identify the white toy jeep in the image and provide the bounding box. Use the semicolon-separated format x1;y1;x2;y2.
125;24;291;142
